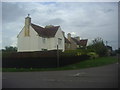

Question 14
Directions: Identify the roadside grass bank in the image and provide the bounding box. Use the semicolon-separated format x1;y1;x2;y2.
2;56;118;72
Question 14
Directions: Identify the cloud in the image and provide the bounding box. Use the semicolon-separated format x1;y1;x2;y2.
71;32;77;37
2;2;26;23
44;18;65;25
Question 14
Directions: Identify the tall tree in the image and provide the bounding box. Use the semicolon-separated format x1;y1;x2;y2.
88;37;107;56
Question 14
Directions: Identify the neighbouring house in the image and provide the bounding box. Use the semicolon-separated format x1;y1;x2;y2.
17;15;65;52
65;37;71;50
66;33;88;50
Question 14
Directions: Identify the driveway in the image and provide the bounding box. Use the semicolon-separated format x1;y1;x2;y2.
2;63;118;88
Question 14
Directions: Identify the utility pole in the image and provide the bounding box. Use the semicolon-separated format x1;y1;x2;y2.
57;45;59;67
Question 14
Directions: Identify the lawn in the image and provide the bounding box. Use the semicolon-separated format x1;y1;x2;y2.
2;56;118;72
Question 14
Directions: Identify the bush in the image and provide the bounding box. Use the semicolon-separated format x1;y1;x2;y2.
87;52;99;59
63;49;88;57
87;37;108;56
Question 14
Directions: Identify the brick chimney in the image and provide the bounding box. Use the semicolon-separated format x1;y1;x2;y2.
24;14;31;36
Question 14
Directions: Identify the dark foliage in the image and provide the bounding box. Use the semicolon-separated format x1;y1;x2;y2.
2;46;17;52
2;51;90;68
87;37;108;56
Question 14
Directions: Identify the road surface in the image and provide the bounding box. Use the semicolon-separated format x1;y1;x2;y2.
2;63;118;88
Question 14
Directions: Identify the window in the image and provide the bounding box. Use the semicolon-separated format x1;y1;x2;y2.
58;38;62;45
42;38;46;43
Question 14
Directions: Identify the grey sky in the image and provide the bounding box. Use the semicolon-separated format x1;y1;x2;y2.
2;2;118;50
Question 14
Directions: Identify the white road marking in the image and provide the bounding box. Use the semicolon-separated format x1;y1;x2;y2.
72;72;88;77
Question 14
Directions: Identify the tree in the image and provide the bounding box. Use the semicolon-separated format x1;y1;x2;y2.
3;46;17;52
87;37;107;56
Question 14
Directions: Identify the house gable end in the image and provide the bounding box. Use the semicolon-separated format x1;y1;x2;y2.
17;26;25;38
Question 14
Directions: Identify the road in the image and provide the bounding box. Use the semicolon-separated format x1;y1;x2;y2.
2;63;118;88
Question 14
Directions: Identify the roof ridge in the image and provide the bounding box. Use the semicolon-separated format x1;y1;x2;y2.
31;23;60;29
31;23;44;29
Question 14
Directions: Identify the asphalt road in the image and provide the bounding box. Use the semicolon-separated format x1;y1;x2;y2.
2;63;118;88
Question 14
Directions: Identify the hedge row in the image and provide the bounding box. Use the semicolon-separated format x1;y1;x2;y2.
2;50;60;58
2;51;90;68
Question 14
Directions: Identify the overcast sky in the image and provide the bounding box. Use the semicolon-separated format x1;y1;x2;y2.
2;2;118;50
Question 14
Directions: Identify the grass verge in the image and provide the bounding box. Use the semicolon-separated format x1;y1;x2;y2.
2;56;118;72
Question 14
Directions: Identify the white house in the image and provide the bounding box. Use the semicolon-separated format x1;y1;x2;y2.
17;15;65;52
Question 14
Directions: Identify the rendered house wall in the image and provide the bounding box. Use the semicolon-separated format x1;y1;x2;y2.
17;26;39;52
17;26;65;52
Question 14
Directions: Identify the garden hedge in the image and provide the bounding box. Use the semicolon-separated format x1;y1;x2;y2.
2;50;90;68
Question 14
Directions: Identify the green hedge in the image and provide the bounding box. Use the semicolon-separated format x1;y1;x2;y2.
2;51;90;68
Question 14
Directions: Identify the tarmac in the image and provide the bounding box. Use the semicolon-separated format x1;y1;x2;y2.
2;63;118;88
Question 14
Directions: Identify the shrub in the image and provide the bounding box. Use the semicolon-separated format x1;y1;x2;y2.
62;50;78;56
63;49;88;57
87;37;108;56
87;52;99;59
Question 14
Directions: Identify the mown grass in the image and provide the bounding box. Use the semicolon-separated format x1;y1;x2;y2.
2;56;118;72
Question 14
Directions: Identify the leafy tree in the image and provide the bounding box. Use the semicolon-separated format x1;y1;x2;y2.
87;37;107;56
3;46;17;52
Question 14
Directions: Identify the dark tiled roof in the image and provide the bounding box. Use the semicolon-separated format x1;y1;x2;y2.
31;23;60;38
71;38;88;46
71;38;80;45
65;37;71;44
79;39;88;46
